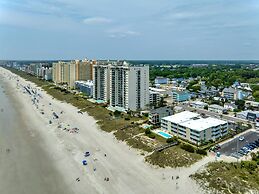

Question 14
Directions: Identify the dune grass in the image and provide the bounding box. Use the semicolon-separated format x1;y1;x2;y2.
190;161;259;194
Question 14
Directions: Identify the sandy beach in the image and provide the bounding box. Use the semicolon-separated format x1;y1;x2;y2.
0;67;215;194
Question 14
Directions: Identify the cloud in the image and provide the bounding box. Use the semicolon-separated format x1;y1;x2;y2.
82;17;112;25
107;26;140;38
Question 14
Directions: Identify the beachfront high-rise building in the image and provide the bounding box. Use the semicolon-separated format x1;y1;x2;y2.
52;59;94;88
52;61;76;88
109;62;149;111
93;62;111;103
74;59;94;81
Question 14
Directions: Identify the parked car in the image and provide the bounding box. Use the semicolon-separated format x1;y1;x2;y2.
239;136;245;141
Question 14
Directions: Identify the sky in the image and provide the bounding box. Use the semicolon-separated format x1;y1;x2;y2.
0;0;259;60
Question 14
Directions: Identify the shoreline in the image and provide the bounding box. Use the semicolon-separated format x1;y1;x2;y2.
0;67;213;194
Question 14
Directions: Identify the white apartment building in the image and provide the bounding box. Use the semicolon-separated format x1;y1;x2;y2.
161;111;228;144
208;104;227;114
149;91;161;107
93;63;111;103
109;62;149;111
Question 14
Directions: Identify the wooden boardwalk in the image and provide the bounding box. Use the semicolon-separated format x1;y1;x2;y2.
154;142;178;152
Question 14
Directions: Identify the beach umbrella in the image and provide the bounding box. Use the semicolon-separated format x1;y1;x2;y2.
82;160;87;165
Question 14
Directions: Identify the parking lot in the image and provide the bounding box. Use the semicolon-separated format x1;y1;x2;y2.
219;131;259;157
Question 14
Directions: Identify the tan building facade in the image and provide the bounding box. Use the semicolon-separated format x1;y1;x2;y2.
75;59;94;81
52;59;94;88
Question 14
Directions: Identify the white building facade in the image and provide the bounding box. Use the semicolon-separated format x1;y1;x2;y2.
161;111;228;144
109;62;149;111
93;63;111;103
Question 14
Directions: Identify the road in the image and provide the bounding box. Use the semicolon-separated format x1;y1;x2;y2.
177;104;251;124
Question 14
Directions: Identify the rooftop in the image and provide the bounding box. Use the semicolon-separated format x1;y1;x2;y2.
172;90;189;95
149;87;166;92
209;104;225;109
162;111;227;132
181;117;227;131
162;111;199;124
191;101;208;106
223;87;236;93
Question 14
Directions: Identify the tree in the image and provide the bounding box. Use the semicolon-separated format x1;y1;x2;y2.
252;91;259;102
114;110;121;117
235;100;245;110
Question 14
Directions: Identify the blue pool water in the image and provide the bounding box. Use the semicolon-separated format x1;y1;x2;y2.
158;131;172;139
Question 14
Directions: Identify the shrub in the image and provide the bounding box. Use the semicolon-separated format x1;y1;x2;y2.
114;110;121;117
166;136;178;143
180;144;195;153
166;138;174;143
124;117;130;120
196;149;207;155
148;133;156;139
145;128;151;135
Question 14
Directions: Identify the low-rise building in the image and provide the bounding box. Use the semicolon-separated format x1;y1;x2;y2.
161;111;228;144
224;103;237;111
172;90;190;102
222;87;237;100
149;91;161;107
149;87;167;97
237;110;259;122
190;101;208;109
155;77;169;84
75;80;94;97
245;101;259;110
208;104;227;114
236;110;250;120
149;106;173;125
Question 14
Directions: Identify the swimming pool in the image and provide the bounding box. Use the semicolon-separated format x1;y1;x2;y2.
158;131;172;139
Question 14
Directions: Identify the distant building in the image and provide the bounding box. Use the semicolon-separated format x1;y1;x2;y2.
172;90;190;102
161;111;228;144
149;87;167;97
237;90;251;100
190;101;208;109
245;101;259;110
155;77;169;84
52;61;76;88
237;110;259;122
149;91;161;107
222;87;237;100
75;80;93;97
224;103;237;111
74;59;94;81
200;81;207;91
208;104;227;114
93;62;111;103
237;110;250;120
149;106;173;125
